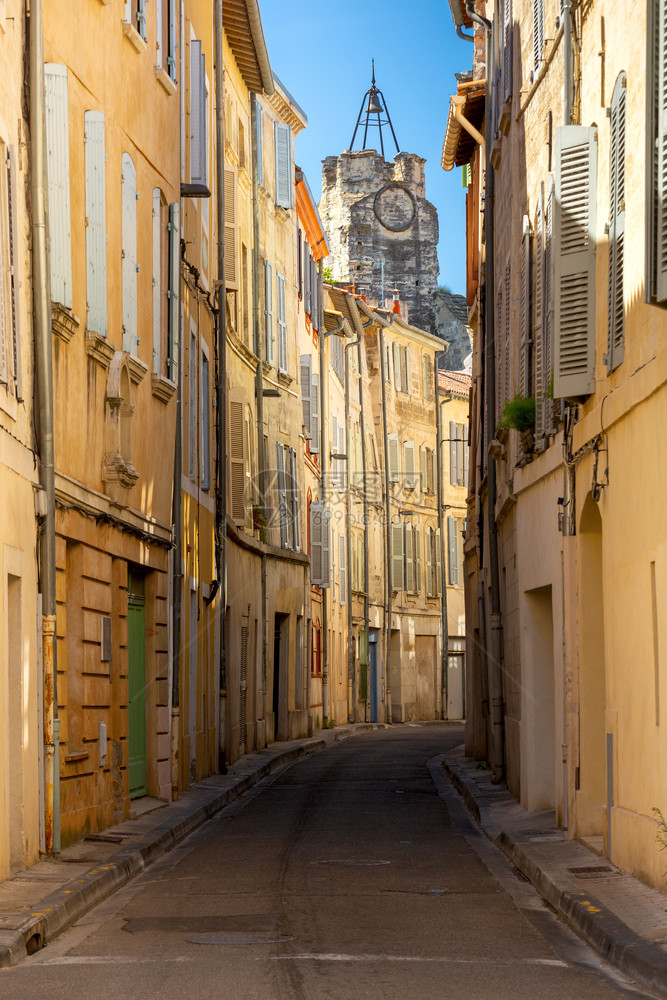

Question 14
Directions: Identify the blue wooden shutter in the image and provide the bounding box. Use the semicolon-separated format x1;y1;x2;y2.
553;126;598;398
310;372;320;453
274;122;292;208
168;202;179;381
277;273;287;373
168;0;177;79
607;73;627;371
84;112;107;339
44;64;72;308
121;153;138;354
190;40;206;185
300;354;312;436
264;259;273;363
290;448;300;551
152;189;161;372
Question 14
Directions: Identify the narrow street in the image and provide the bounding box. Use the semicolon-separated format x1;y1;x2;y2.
2;728;653;1000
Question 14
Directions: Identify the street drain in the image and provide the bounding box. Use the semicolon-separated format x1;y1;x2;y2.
568;866;615;878
313;860;391;867
187;933;294;946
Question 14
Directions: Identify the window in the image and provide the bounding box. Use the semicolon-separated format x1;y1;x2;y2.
85;112;107;340
190;39;207;186
300;354;312;437
255;102;263;186
200;349;210;490
264;259;274;364
426;527;442;597
331;333;344;383
276;273;287;372
391;523;405;592
229;397;246;525
388;433;400;483
121;152;138;354
423;355;432;401
189;329;197;479
339;533;347;605
403;441;417;490
125;1;147;40
449;422;468;487
310;502;331;587
0;143;22;402
519;214;531;396
532;0;544;75
274;122;293;209
157;0;177;81
448;516;461;585
44;64;72;309
420;446;435;493
607;72;627;372
311;621;322;676
502;0;513;102
167;202;180;381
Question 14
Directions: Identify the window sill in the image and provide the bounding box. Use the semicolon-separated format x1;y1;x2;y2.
65;751;90;763
155;66;177;96
52;302;80;344
122;21;146;54
0;386;18;421
151;373;177;403
86;330;116;369
277;371;293;387
127;354;148;385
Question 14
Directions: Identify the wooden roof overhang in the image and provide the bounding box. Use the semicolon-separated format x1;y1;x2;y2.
223;0;274;95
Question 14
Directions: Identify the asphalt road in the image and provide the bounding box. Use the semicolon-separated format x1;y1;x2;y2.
1;726;657;999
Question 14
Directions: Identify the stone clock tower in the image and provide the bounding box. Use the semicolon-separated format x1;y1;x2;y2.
318;70;440;334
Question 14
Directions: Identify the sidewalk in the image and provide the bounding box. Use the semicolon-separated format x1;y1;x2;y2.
0;723;386;969
444;745;667;997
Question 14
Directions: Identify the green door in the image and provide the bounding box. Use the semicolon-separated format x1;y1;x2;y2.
128;593;147;799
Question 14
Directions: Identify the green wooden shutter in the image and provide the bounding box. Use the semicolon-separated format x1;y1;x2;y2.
607;72;627;371
414;526;421;593
554;125;598;398
405;524;414;593
84;111;107;339
426;527;433;596
45;64;72;308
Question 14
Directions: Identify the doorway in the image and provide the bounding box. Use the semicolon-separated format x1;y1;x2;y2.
127;567;147;799
273;613;289;740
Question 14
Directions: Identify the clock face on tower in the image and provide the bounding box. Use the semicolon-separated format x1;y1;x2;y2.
373;183;417;232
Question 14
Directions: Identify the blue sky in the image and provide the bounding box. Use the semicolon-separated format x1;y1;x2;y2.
258;1;473;296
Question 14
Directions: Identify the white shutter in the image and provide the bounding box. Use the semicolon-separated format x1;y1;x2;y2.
414;526;421;594
190;40;207;186
419;445;427;492
229;399;246;525
339;533;347;605
310;372;320;453
264;259;273;362
426;528;433;596
391;523;404;592
152;188;161;372
404;441;416;489
274;122;292;208
449;420;457;485
393;342;402;391
44;64;72;308
168;0;177;79
519;215;531;396
607;73;626;371
534;185;545;438
657;3;667;301
84;111;107;339
291;448;300;551
405;525;414;593
168;202;180;381
388;433;399;482
156;0;163;69
300;354;312;435
310;502;331;587
533;0;544;74
554;125;598;398
545;174;557;432
463;426;469;487
5;148;22;399
277;273;287;373
136;0;147;40
277;443;287;547
435;528;442;595
224;167;238;289
448;516;457;585
121;152;138;354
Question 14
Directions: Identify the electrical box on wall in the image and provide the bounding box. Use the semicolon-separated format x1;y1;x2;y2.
101;615;112;681
99;722;107;767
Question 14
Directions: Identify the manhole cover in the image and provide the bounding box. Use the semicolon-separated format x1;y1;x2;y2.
187;933;294;946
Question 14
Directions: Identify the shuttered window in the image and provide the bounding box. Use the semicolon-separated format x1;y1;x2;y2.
167;202;180;381
274;122;293;209
290;448;300;551
403;441;417;489
84;111;107;339
224;168;238;289
553;126;598;398
156;0;177;80
391;523;405;592
519;215;531;396
201;350;210;490
45;64;72;309
426;527;442;597
544;174;558;432
388;433;400;482
532;0;544;75
1;146;22;399
276;272;287;373
264;259;274;363
503;0;513;102
229;399;246;525
121;152;138;355
649;0;667;301
304;249;311;314
533;185;545;437
300;354;312;437
255;103;263;187
339;533;347;605
392;342;402;391
276;443;288;548
448;516;460;585
310;372;320;454
152;189;161;372
190;40;207;186
607;72;627;372
310;501;331;587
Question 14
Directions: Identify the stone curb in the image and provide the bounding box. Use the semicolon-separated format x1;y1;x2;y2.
0;733;347;970
443;753;667;998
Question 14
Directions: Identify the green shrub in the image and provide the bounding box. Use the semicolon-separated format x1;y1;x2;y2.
498;394;536;432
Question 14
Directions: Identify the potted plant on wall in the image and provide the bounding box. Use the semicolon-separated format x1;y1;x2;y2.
498;394;536;454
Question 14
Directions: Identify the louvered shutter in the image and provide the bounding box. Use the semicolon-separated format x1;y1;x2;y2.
404;346;411;394
426;528;433;595
657;2;667;301
545;174;557;431
297;228;302;297
519;215;531;396
152;189;161;372
121;152;138;354
168;202;179;381
435;528;442;595
300;354;312;436
311;258;319;328
291;448;300;550
503;0;513;102
304;250;311;314
190;40;207;186
255;103;263;187
84;111;107;339
264;259;273;362
310;372;320;453
463;426;469;487
404;441;416;489
393;342;402;391
405;525;414;593
414;526;421;593
495;284;502;425
533;0;544;74
201;353;210;490
310;501;330;587
45;64;72;308
339;533;347;605
607;73;626;371
391;523;404;592
504;259;511;405
0;155;6;384
448;516;458;585
277;273;287;373
274;122;292;209
388;433;399;482
5;148;21;399
554;125;598;398
420;445;427;492
277;443;287;547
534;186;545;437
449;420;457;485
338;424;346;489
331;413;339;487
224;168;238;289
430;448;436;493
168;0;177;79
229;400;246;524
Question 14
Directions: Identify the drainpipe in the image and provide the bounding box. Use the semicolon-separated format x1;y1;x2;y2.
359;323;372;722
214;0;228;772
344;332;362;721
171;257;183;796
30;0;60;855
378;324;392;723
251;93;268;738
467;1;505;780
435;353;450;719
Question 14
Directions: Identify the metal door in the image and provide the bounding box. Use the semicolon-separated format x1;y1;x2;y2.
128;595;147;798
368;629;379;723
